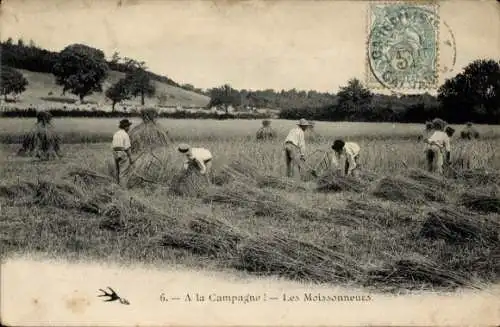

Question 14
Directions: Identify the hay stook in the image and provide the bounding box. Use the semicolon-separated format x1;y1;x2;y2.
17;111;62;160
256;120;277;141
128;108;171;153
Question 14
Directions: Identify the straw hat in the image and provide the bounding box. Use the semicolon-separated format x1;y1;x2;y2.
297;118;311;126
178;143;190;153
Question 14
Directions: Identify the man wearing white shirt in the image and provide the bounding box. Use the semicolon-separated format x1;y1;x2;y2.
112;119;134;184
331;139;361;176
425;119;451;175
284;118;311;178
178;144;213;182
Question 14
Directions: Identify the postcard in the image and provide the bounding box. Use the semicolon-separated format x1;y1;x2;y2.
1;0;499;326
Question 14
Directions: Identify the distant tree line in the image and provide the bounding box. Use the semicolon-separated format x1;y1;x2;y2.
278;59;500;124
1;37;499;124
0;108;271;120
205;59;500;124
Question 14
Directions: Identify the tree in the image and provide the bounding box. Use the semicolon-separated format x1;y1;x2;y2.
52;44;109;103
207;84;241;112
182;83;194;91
336;78;373;120
438;59;500;123
0;66;28;101
105;78;130;111
110;51;121;65
123;59;155;106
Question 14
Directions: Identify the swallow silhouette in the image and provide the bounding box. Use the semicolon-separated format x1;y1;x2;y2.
98;287;130;305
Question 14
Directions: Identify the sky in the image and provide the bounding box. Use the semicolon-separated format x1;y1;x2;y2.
1;0;499;93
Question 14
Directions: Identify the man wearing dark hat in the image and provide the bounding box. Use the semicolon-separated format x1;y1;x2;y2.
331;139;361;176
112;119;134;183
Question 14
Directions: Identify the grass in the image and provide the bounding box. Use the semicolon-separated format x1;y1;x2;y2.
0;120;499;293
1;68;210;108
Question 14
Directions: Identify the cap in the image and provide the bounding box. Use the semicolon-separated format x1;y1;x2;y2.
178;143;190;152
332;139;345;152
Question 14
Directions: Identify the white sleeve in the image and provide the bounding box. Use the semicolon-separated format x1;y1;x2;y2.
346;149;356;173
123;133;131;149
331;152;340;168
298;130;305;155
196;158;207;174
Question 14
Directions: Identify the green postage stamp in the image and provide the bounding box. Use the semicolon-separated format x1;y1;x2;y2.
367;2;439;92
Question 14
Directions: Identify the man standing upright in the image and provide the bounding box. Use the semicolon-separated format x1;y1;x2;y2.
112;119;134;184
425;118;451;175
284;118;311;178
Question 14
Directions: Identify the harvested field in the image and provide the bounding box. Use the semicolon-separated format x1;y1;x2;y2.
459;190;500;214
1;121;500;294
316;169;367;193
419;206;499;246
372;175;449;204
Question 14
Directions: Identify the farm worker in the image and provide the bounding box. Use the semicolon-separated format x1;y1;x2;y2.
460;122;480;140
112;119;134;184
284;118;312;178
418;121;433;141
424;118;451;175
331;139;361;177
445;126;455;138
178;144;213;182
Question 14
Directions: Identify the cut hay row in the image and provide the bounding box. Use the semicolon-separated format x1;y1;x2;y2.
128;108;170;153
188;214;246;242
366;259;473;289
67;167;116;190
419;206;499;246
458;190;500;214
405;168;455;191
256;175;307;192
160;230;237;257
372;175;448;204
158;215;246;257
316;170;366;193
213;156;263;186
322;207;379;229
32;179;100;214
204;181;326;220
355;169;381;183
234;230;362;283
453;168;500;187
343;199;416;228
0;174;175;238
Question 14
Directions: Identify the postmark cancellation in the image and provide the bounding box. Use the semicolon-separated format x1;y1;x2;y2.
366;2;439;92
